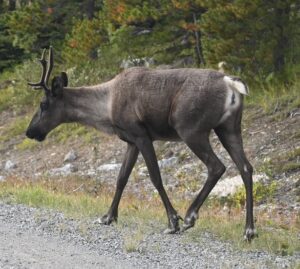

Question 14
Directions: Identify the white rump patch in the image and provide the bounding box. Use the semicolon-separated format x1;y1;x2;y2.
223;76;249;95
218;76;248;124
218;86;241;124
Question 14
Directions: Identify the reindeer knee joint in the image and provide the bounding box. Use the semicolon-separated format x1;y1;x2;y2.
217;164;226;177
243;163;253;175
209;163;225;179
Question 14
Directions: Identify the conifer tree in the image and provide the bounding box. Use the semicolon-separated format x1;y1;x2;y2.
200;0;299;78
0;0;24;72
101;0;207;66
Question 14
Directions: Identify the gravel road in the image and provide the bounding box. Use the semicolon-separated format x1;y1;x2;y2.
0;221;129;269
0;202;299;269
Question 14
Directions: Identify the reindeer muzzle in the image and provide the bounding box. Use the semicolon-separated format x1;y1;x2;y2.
26;128;46;142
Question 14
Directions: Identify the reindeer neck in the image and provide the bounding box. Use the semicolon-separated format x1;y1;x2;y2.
63;83;114;134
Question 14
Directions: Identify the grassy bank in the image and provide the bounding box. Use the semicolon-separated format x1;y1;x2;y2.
0;176;299;256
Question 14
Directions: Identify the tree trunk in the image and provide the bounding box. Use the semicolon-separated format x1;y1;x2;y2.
273;2;290;73
86;0;95;20
193;13;205;66
8;0;16;11
86;0;98;60
18;0;32;7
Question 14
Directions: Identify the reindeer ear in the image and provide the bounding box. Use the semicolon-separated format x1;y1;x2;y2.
61;72;68;87
51;76;64;97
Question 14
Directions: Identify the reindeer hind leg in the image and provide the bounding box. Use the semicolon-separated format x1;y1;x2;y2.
179;131;226;231
215;126;256;241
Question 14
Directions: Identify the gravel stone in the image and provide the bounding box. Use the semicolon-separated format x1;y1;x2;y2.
4;160;17;170
49;163;77;176
97;163;122;172
64;149;77;162
158;156;178;169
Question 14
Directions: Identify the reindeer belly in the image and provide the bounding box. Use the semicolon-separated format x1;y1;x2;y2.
144;120;180;141
135;93;180;140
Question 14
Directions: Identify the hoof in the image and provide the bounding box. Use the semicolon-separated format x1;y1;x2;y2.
96;214;117;225
244;228;257;242
164;214;182;234
163;227;179;234
181;212;197;232
180;222;194;232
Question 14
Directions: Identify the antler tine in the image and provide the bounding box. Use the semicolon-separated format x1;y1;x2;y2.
28;48;51;93
45;46;54;86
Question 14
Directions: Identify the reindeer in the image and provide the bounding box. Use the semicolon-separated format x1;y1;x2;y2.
26;47;256;241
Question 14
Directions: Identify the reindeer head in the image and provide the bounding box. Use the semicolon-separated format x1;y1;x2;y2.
26;47;68;141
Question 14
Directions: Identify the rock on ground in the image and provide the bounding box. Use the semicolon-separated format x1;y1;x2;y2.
97;163;122;172
49;163;77;176
4;160;17;170
63;149;77;162
211;174;266;197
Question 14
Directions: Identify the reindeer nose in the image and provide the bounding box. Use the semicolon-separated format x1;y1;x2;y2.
26;128;46;141
26;129;33;139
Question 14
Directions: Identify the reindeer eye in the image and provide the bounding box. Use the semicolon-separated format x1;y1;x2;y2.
40;101;49;111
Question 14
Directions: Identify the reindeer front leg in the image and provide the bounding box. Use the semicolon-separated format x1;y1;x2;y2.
99;143;139;225
135;137;182;234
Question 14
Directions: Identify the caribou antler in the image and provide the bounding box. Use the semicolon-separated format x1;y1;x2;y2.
28;46;54;94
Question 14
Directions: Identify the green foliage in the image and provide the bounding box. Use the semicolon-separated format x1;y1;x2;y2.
102;0;205;65
6;2;49;52
64;56;120;86
1;0;299;81
226;181;278;208
0;12;24;72
201;0;300;79
0;60;42;113
62;17;108;65
5;0;84;55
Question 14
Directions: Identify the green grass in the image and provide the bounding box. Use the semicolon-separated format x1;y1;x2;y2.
0;177;299;256
0;115;40;151
0;113;105;150
0;64;42;113
223;181;278;208
189;209;300;256
0;116;30;143
259;147;300;176
16;138;39;150
247;78;300;118
47;123;102;144
122;227;146;253
0;85;40;113
0;181;109;218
